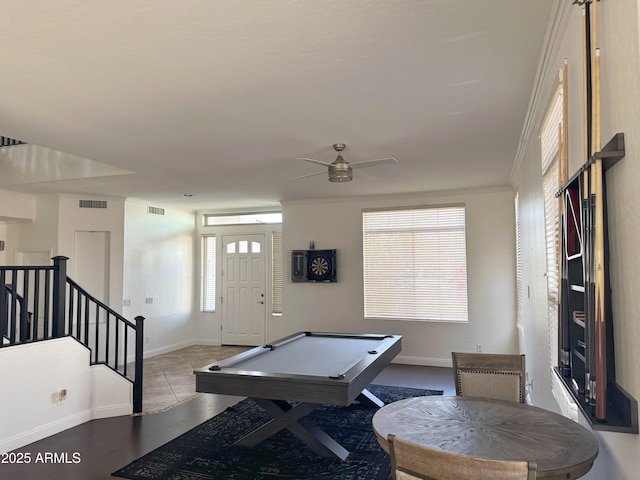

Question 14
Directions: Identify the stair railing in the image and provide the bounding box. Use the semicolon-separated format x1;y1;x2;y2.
2;285;31;342
0;256;144;413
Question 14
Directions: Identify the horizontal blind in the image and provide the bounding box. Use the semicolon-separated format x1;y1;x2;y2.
362;206;468;322
540;85;562;175
515;191;524;332
201;235;216;312
272;231;283;314
541;86;562;305
540;84;563;369
543;160;559;303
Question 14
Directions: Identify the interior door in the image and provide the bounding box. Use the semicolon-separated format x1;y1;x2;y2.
221;234;266;345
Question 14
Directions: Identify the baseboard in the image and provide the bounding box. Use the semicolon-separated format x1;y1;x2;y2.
91;403;132;419
193;338;222;346
0;405;130;454
393;355;452;368
551;368;579;422
141;339;196;359
135;338;222;362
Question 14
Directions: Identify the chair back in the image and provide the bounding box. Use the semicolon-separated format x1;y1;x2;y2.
451;352;526;403
388;434;537;480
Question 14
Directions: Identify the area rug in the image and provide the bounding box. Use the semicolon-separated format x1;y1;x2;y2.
113;384;442;480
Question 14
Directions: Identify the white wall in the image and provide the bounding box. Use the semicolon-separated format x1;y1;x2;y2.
280;188;518;365
512;1;640;478
600;0;640;406
0;222;6;265
123;199;196;356
57;194;125;311
0;194;199;449
2;193;59;265
0;191;200;355
0;337;132;453
0;189;36;223
0;189;32;264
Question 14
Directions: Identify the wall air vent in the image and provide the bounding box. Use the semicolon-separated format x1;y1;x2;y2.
79;199;108;209
148;206;165;216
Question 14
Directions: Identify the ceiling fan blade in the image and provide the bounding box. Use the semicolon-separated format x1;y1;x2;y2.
349;157;398;169
290;170;327;180
297;157;334;167
353;168;376;180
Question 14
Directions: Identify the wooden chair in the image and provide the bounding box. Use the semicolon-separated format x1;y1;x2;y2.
451;352;526;403
387;434;537;480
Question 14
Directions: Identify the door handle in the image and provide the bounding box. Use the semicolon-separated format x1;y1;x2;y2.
258;301;265;304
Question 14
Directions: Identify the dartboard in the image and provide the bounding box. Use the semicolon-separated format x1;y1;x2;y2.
310;256;330;277
306;250;337;282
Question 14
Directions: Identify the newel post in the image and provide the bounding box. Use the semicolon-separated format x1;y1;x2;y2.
133;315;145;414
52;256;69;338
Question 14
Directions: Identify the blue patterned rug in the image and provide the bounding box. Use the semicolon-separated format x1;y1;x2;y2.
112;384;442;480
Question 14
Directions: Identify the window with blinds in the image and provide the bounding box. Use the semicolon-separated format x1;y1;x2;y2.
362;205;469;322
272;231;283;314
540;84;563;367
201;235;216;312
515;190;525;333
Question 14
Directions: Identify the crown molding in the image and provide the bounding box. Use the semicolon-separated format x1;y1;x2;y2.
510;0;574;183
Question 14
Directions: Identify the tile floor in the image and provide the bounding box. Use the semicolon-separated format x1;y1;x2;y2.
139;344;251;414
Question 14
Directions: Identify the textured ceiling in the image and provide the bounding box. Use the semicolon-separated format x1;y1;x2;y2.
0;1;553;211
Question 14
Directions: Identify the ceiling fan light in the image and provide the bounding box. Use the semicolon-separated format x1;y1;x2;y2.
329;162;353;183
328;164;353;182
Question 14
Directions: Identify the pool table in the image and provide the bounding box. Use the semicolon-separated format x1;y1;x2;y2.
194;331;402;460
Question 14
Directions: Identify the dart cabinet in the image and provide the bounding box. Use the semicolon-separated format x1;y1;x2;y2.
291;249;337;283
555;133;637;433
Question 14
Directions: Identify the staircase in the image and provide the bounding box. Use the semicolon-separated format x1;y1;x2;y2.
0;256;144;413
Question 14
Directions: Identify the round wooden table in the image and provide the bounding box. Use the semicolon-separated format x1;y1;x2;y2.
372;396;599;479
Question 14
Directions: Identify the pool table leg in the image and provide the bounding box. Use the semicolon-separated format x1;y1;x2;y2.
357;388;385;408
235;398;349;461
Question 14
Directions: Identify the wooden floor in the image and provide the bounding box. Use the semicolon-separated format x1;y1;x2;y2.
2;363;454;480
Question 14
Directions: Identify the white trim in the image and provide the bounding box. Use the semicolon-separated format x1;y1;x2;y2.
142;338;195;359
281;186;513;207
132;338;224;362
0;341;133;454
393;355;452;368
0;403;130;454
551;368;579;422
190;338;222;347
511;0;573;183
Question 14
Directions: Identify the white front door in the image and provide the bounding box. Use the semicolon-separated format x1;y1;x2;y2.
221;234;266;345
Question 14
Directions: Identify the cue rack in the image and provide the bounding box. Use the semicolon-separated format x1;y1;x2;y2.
555;0;636;433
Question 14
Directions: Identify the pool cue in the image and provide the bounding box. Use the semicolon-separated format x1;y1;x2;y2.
581;3;596;405
588;0;608;422
558;61;571;376
561;59;569;184
592;47;608;422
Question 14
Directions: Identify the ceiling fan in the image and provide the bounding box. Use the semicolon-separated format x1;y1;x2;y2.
292;143;398;183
